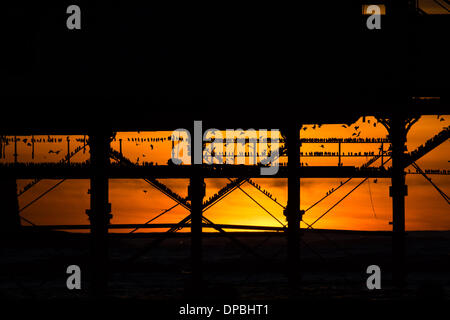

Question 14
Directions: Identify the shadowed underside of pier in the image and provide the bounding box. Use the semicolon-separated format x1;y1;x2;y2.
1;2;449;133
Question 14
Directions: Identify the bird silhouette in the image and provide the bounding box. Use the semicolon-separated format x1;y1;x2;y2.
342;124;348;128
440;117;445;121
320;144;325;148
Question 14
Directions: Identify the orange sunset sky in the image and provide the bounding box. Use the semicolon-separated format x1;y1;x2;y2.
2;115;449;232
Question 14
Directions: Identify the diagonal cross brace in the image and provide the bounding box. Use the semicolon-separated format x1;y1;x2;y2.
404;126;449;168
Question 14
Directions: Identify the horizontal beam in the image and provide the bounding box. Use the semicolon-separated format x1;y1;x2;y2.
21;223;285;232
1;165;391;179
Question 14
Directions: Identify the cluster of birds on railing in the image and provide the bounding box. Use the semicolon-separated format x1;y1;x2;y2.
276;162;307;167
115;135;173;150
407;126;449;163
1;161;89;169
0;136;88;144
3;123;447;168
300;151;382;157
117;136;171;143
0;136;89;160
300;137;390;143
17;178;41;196
407;168;449;175
0;131;395;162
247;178;278;203
203;178;245;207
148;178;188;204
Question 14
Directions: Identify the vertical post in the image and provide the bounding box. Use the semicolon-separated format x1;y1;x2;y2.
234;137;237;164
0;177;21;232
14;136;17;164
66;136;70;164
171;137;174;157
381;142;384;165
389;116;407;287
119;138;123;155
189;121;204;289
286;124;301;285
253;139;257;165
338;141;342;166
189;175;204;286
86;130;112;296
31;135;35;160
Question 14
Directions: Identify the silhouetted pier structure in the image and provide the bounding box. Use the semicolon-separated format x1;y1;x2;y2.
0;111;449;295
2;0;450;298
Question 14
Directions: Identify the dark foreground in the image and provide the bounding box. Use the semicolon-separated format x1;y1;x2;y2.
1;229;449;315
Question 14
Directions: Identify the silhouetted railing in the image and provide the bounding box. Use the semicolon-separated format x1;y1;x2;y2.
405;126;449;166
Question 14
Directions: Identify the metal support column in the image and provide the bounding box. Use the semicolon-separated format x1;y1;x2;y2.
287;124;301;285
189;120;205;288
338;141;342;166
14;136;17;164
86;131;112;296
31;135;35;160
0;177;21;232
389;116;407;287
66;136;70;164
189;174;205;286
